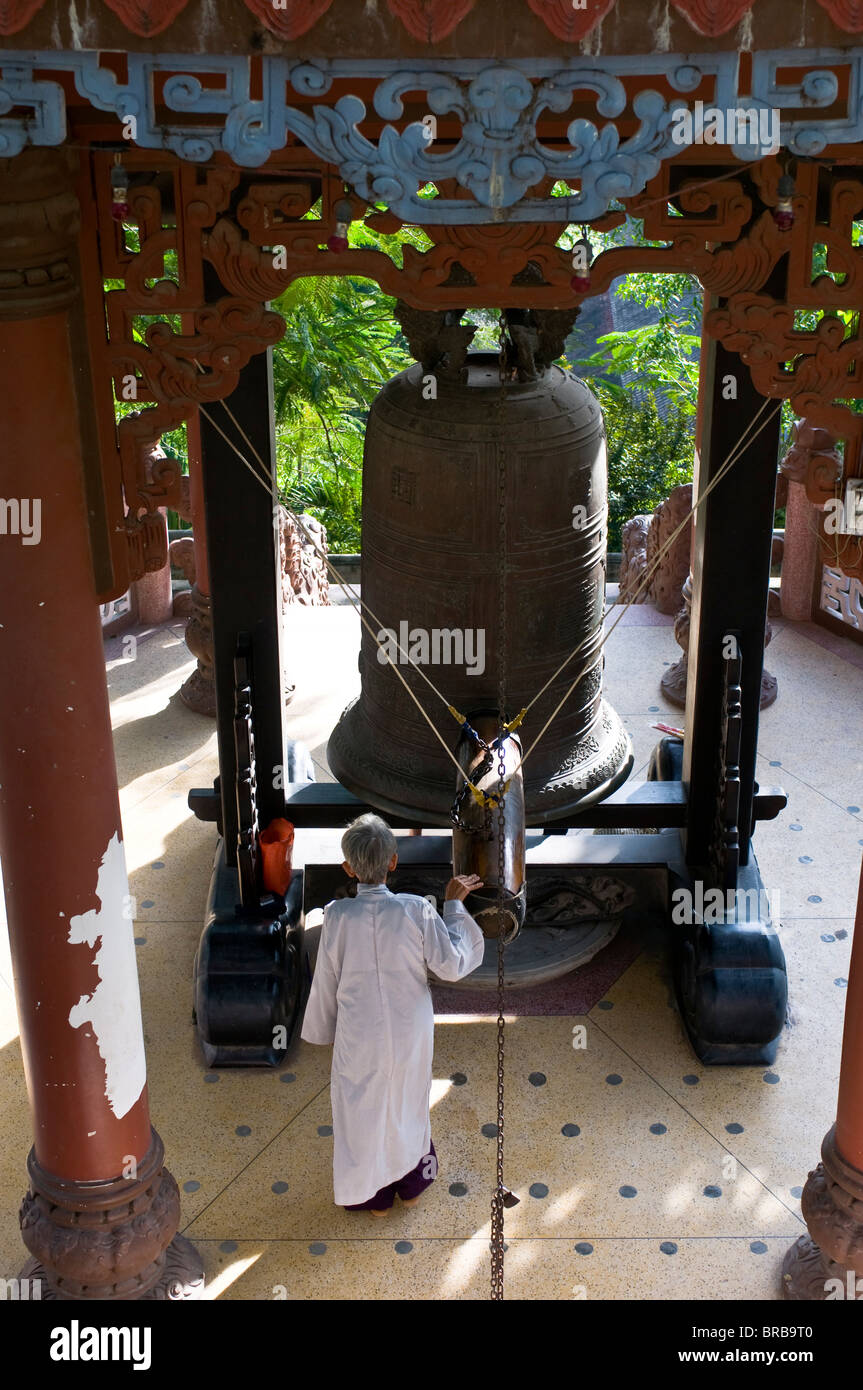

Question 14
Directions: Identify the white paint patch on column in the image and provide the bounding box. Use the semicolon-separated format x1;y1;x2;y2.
67;832;147;1120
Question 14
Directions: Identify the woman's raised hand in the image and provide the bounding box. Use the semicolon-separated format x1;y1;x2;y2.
444;874;484;902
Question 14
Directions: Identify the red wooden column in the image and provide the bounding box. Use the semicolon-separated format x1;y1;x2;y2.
783;855;863;1299
0;148;202;1299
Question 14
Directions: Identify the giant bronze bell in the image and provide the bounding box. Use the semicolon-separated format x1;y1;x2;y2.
328;305;633;826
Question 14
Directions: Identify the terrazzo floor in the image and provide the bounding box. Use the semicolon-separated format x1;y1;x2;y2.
0;596;861;1301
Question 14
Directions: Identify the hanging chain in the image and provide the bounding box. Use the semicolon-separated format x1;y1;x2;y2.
491;310;510;1301
449;718;508;833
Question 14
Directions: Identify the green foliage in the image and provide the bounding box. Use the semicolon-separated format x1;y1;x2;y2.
600;392;694;550
271;229;416;550
581;320;701;419
573;264;701;546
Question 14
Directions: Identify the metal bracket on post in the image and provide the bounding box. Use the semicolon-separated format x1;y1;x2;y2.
709;632;743;895
232;632;260;911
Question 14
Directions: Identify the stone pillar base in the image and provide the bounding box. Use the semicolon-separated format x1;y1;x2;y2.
781;1234;859;1301
660;654;688;707
180;582;216;717
661;570;778;711
20;1233;204;1302
18;1130;204;1301
782;1126;863;1300
661;656;778;711
180;665;217;717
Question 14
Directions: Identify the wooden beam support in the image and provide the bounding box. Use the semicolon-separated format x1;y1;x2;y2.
683;293;783;869
198;269;287;866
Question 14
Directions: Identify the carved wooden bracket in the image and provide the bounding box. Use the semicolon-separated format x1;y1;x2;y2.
85;148;863;597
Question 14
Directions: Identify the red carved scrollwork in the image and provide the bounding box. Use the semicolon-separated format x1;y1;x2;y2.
87;144;863;603
526;0;615;41
671;0;755;35
586;174;789;300
113;297;284;580
0;0;47;34
705;293;863;406
243;0;336;39
102;0;190;35
385;0;475;41
815;0;863;30
205;209;587;309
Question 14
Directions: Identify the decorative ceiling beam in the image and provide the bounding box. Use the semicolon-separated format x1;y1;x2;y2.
3;50;863;221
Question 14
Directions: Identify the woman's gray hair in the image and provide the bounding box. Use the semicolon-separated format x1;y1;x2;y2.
341;813;397;883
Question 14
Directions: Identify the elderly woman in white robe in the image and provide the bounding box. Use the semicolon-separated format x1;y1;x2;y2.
301;813;485;1213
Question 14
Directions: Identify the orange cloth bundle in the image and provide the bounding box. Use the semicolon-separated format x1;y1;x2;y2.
259;818;294;895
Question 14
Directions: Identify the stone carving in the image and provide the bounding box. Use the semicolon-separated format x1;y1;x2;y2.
174;508;327;717
661;572;694;707
279;508;329;607
618;514;651;605
180;583;216;717
780;417;844;506
125;508;170;582
619;481;776;707
781;1233;852;1300
618;485;691;613
784;404;863;583
662;573;778;709
142;1233;206;1300
647;484;693;615
169;535;195;582
169;534;195;619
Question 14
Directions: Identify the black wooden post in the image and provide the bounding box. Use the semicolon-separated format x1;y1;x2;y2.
683;297;782;869
198;328;286;867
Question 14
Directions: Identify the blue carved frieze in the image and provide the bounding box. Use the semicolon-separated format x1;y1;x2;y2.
0;50;861;222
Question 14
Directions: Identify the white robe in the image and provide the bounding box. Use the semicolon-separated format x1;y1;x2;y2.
300;882;485;1206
